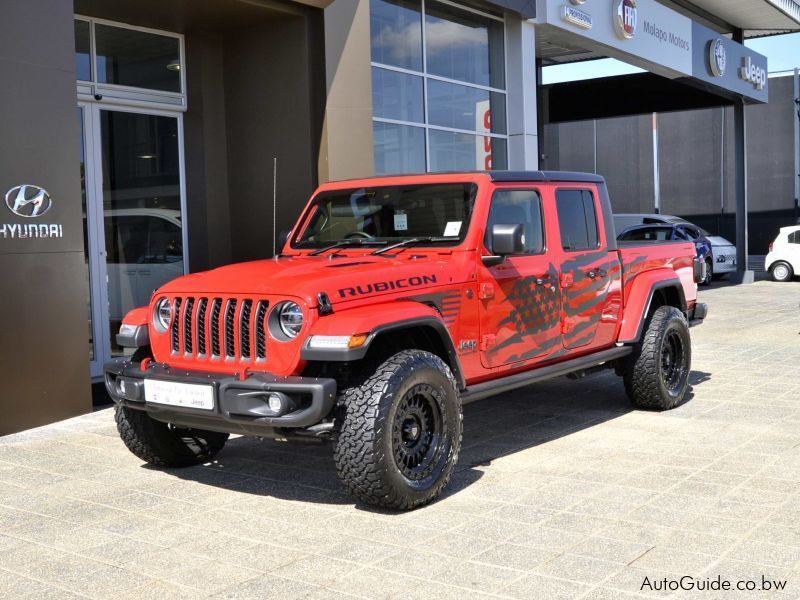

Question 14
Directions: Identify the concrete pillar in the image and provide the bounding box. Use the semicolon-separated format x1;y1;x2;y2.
732;29;754;283
319;0;375;182
506;18;539;170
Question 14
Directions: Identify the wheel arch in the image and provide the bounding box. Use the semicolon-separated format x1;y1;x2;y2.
618;273;687;344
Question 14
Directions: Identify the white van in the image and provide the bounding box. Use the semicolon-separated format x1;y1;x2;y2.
765;225;800;282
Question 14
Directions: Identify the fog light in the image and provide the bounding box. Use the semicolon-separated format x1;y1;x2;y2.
118;379;128;397
268;393;285;414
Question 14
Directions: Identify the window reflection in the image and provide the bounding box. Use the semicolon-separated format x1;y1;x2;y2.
374;122;426;175
427;79;506;134
370;0;423;71
372;67;424;123
95;24;181;93
425;1;505;89
429;129;507;172
75;20;91;81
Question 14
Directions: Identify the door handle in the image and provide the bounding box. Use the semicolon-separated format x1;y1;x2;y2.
586;269;607;279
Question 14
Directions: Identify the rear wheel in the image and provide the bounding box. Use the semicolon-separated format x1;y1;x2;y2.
623;306;691;410
770;261;793;282
333;350;462;510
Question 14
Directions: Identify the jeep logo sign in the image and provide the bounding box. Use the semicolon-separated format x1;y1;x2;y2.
614;0;637;39
740;56;766;90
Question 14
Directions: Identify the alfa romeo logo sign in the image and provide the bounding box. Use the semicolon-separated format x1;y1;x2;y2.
709;39;726;77
614;0;637;39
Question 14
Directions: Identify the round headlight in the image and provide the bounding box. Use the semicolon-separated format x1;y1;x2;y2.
275;301;303;339
153;297;172;332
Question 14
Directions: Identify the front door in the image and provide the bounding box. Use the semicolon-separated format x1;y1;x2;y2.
478;188;562;368
80;103;185;377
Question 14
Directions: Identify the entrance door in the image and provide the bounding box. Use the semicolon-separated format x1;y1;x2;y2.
80;103;186;377
478;188;563;368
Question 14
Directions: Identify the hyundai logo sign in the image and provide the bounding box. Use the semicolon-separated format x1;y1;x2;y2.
5;185;53;218
709;39;726;77
614;0;637;39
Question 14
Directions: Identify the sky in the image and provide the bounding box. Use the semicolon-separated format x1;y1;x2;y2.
541;32;800;85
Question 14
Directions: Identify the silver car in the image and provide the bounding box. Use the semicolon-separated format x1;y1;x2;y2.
614;213;737;278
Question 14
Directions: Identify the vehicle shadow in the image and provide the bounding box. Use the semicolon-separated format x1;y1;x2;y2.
160;368;711;511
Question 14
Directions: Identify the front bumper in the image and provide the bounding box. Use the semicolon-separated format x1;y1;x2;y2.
104;358;336;436
688;302;708;327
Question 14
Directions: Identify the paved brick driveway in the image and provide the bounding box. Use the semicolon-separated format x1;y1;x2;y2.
1;280;799;599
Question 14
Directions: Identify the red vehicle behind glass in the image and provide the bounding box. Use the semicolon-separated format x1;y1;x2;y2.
105;171;707;509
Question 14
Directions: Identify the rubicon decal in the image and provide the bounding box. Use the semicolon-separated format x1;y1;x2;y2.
338;274;437;298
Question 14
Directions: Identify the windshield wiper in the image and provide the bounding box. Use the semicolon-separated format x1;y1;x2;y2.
371;237;456;255
307;239;387;256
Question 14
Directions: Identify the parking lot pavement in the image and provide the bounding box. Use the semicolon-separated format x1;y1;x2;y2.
1;281;799;599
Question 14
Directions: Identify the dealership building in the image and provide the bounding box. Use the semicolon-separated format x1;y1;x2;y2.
1;0;798;435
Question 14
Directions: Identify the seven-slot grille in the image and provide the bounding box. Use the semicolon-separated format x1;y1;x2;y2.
169;297;268;362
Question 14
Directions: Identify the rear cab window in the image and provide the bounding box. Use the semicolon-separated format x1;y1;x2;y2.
555;189;599;251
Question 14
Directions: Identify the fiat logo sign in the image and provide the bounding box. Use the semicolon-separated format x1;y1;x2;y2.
614;0;637;39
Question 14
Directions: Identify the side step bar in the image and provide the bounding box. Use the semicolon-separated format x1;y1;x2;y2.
460;346;632;404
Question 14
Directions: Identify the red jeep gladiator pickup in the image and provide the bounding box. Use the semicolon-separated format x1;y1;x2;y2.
105;171;707;509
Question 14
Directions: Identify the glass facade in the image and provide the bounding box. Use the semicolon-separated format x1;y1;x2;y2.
370;0;507;174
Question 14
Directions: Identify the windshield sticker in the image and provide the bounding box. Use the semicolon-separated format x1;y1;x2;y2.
394;212;408;231
444;221;462;237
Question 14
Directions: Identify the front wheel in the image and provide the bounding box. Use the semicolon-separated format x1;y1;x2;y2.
333;350;462;510
115;406;229;467
623;306;691;410
770;261;793;282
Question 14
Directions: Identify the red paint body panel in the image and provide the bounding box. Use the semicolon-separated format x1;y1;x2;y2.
121;307;148;327
125;172;699;386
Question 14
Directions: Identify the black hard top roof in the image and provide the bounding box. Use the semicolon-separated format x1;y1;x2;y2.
331;170;606;184
487;170;605;183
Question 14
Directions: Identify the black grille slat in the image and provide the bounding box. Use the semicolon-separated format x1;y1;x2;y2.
224;300;237;358
196;298;208;356
210;299;222;357
240;300;253;359
255;301;268;360
183;297;195;355
171;298;182;353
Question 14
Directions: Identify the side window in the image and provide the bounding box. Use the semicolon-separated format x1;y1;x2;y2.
673;228;692;241
555;190;599;251
788;231;800;244
485;190;544;254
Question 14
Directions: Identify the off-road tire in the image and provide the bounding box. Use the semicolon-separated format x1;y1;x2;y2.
333;350;462;510
115;406;229;467
770;261;793;282
701;258;713;286
623;305;691;410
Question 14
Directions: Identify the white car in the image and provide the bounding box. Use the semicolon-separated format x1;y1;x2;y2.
765;226;800;282
614;213;737;278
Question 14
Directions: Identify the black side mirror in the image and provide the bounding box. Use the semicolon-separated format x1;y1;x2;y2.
482;224;524;266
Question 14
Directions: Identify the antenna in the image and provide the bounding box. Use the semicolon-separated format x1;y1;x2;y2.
273;156;277;257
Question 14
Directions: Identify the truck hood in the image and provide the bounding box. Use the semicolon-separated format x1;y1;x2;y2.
157;253;463;305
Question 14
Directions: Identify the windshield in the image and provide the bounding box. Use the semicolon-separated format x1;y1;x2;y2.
293;183;478;248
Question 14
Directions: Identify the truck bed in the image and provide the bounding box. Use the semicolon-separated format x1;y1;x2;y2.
617;240;698;308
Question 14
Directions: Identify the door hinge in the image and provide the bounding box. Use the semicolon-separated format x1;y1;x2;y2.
561;317;576;334
480;334;496;351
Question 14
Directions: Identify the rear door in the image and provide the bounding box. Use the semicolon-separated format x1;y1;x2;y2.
554;188;620;351
478;187;562;368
